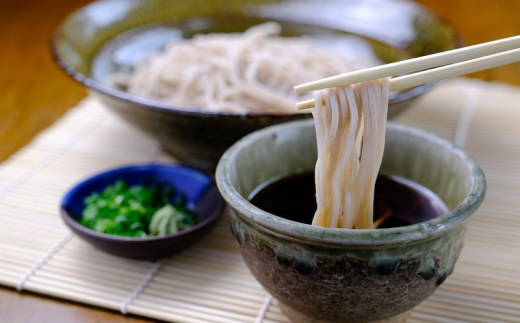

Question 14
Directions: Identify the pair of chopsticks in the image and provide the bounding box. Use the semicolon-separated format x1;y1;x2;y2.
294;35;520;110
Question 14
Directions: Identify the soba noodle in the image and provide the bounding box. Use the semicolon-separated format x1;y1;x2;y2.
311;78;390;229
113;22;380;114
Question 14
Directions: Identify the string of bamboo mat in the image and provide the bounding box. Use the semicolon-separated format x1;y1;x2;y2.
0;79;520;322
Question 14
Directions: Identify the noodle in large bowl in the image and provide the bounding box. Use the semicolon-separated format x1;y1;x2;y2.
110;22;381;114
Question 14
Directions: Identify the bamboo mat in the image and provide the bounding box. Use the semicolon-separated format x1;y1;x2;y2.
1;78;520;322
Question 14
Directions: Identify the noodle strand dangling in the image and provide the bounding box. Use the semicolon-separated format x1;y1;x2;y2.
311;78;390;229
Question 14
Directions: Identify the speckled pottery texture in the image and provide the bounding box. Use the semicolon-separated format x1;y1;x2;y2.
52;0;461;171
216;120;485;323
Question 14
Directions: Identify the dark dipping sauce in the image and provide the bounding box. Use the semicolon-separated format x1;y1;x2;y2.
249;172;448;228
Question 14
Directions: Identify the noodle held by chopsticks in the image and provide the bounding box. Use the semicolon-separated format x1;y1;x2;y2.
311;78;389;229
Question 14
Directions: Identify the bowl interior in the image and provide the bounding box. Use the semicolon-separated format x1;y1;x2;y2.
91;17;394;86
62;164;215;230
229;122;471;209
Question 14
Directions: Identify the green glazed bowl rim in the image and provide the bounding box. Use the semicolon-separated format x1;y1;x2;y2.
49;0;458;118
216;119;486;247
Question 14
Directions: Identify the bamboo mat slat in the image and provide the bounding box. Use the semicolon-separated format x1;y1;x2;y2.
1;78;520;322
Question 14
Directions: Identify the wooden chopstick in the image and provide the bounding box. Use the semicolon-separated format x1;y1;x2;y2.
294;35;520;94
296;45;520;110
389;47;520;91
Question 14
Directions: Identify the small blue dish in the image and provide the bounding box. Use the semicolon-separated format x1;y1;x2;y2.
61;164;224;259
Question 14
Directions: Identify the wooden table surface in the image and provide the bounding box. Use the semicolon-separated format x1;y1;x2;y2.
0;1;154;321
1;0;519;322
0;286;156;323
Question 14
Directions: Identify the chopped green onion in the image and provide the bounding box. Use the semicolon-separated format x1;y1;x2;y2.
80;179;197;237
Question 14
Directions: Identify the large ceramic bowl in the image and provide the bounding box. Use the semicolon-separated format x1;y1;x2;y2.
216;119;485;323
52;0;460;170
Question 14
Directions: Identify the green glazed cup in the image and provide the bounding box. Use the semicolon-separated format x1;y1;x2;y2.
216;119;485;323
